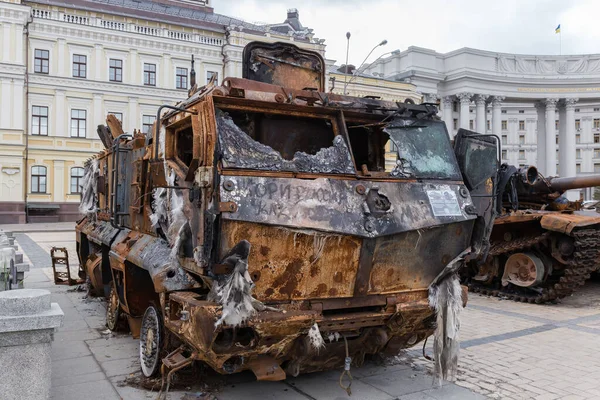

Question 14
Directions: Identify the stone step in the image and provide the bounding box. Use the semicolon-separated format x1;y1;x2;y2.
14;253;23;264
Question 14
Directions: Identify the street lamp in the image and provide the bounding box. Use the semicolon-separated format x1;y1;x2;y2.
343;32;351;92
343;39;388;94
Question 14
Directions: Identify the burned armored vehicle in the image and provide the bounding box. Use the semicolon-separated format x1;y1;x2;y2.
465;164;600;303
76;42;498;383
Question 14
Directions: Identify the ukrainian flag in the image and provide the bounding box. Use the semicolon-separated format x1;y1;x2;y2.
555;24;561;34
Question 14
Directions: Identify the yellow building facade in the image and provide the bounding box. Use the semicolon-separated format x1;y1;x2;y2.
0;1;324;223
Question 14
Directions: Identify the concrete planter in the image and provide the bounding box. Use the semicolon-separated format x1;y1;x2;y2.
0;289;64;399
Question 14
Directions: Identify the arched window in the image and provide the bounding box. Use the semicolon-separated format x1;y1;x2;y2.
31;166;47;193
70;167;85;194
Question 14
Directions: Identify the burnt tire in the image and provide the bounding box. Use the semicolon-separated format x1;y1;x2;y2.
140;305;163;378
106;282;122;331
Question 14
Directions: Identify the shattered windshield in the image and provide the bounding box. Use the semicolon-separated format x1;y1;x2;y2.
383;119;462;180
216;108;356;174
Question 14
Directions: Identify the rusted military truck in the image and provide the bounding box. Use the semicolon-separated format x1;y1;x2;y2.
76;41;499;383
466;164;600;303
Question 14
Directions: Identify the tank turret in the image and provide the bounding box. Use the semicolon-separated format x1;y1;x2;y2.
498;164;600;211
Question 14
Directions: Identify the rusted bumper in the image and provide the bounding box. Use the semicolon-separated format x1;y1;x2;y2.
164;290;443;380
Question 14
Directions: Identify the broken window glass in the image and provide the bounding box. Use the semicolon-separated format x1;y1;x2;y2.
216;108;355;174
383;119;461;180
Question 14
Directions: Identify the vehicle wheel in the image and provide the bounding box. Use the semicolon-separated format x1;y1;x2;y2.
106;283;121;331
140;305;163;378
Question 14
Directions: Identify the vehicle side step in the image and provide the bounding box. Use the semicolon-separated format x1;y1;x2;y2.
162;346;196;370
247;355;286;381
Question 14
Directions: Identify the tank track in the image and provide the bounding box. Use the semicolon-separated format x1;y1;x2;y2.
469;229;600;303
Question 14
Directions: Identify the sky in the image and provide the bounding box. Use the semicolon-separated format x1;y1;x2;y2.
214;0;600;66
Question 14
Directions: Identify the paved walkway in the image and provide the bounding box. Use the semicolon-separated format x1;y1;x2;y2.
14;225;600;399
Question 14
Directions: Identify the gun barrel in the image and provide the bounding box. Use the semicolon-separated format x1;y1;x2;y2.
547;174;600;192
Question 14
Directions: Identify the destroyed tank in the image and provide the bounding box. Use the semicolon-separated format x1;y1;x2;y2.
75;42;499;383
466;164;600;303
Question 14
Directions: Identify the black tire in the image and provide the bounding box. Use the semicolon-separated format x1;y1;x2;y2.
139;305;163;378
106;282;121;331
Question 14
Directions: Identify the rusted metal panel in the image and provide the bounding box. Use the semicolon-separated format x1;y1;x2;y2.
219;220;361;301
219;176;476;238
368;221;473;294
540;213;600;234
242;41;325;92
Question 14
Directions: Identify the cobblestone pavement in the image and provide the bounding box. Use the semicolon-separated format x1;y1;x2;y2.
14;226;600;400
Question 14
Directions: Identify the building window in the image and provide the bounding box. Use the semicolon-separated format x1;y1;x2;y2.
594;149;600;159
34;49;49;74
556;136;559;144
594;119;600;129
487;120;491;131
31;166;47;193
206;71;218;84
576;134;581;144
595;163;600;173
176;67;188;89
501;149;507;160
501;120;507;130
575;119;581;130
70;167;85;194
576;149;581;159
575;108;580;113
519;135;525;145
453;119;458;130
501;110;507;114
142;115;156;135
144;63;156;86
519;120;525;130
519;110;525;114
109;112;123;123
72;54;87;78
595;108;600;112
555;120;559;130
576;164;581;173
595;134;600;143
109;59;123;82
502;135;507;145
469;120;474;130
519;150;525;160
70;109;86;138
32;106;49;136
452;102;458;112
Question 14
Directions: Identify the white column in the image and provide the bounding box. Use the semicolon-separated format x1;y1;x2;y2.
15;23;23;65
129;49;138;85
0;79;12;129
162;54;171;88
13;79;24;130
545;98;558;176
53;160;65;202
563;98;579;200
55;90;65;136
442;96;453;137
475;94;488;134
223;53;236;80
2;23;11;62
491;96;505;137
128;97;138;134
92;93;103;139
94;44;103;80
535;102;546;174
457;92;472;130
57;39;66;77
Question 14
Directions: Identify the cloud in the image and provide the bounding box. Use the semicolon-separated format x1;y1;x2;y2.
214;0;598;65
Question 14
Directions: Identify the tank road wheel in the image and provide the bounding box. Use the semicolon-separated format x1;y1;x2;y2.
140;305;163;378
106;283;122;331
501;252;545;288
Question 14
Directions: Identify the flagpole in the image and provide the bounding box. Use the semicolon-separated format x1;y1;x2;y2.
560;30;562;55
